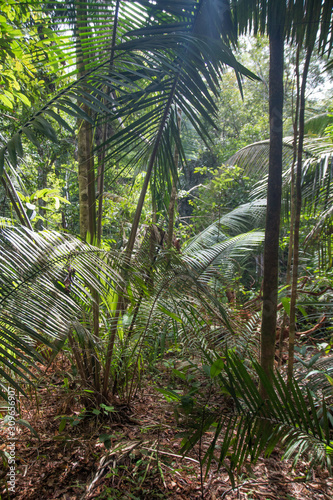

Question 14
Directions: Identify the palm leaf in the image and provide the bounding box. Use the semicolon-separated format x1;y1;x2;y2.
0;223;124;396
226;138;295;179
304;112;333;136
184;200;267;253
2;1;261;229
181;353;333;483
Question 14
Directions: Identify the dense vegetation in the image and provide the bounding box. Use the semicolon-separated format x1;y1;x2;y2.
1;1;333;498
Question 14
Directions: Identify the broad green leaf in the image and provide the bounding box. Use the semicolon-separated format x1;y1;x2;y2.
171;369;187;381
33;116;58;143
100;404;115;412
13;133;23;158
155;387;181;402
7;137;17;167
99;434;112;449
281;297;291;316
0;94;13;109
210;357;225;378
44;109;74;133
297;305;307;318
17;419;39;439
58;418;67;433
15;92;31;107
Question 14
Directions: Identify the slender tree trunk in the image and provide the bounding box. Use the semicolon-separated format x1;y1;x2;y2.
125;79;179;260
167;109;181;250
287;46;313;383
260;25;284;389
152;197;157;224
96;0;120;246
76;0;96;241
102;298;122;399
167;180;177;249
286;49;300;286
278;47;300;366
75;0;100;399
38;163;47;220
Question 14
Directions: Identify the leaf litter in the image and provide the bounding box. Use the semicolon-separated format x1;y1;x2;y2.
0;353;332;500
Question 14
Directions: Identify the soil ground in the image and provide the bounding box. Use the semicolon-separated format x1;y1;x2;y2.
0;354;332;500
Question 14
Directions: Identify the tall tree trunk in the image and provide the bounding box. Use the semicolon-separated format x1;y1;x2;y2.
96;0;120;246
167;109;181;250
278;47;300;366
260;24;284;390
76;0;100;398
287;46;313;383
167;180;177;249
37;163;47;221
76;0;96;241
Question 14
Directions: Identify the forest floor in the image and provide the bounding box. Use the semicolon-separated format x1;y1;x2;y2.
0;352;333;500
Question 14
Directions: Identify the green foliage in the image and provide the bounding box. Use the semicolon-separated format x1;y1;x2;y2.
0;217;265;402
1;4;333;490
179;353;333;485
101;171;153;248
0;0;262;239
189;164;251;232
0;0;47;111
0;223;124;398
17;188;70;225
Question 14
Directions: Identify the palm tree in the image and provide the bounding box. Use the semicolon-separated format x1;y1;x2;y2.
0;223;124;399
2;2;333;485
0;210;263;399
0;0;262;398
227;134;333;373
0;0;258;243
227;0;333;385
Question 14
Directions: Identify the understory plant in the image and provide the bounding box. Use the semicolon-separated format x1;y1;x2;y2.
1;220;332;477
178;352;333;485
0;218;262;405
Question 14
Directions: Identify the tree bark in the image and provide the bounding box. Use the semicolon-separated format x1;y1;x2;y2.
96;0;120;246
76;0;96;241
278;47;300;366
260;25;284;389
75;0;100;398
287;46;313;383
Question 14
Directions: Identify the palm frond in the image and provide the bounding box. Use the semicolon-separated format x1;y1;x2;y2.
0;223;124;396
183;230;264;287
231;0;333;57
304;112;333;136
180;353;333;483
125;225;265;373
226;138;295;180
1;1;262;232
238;138;333;231
184;200;266;252
295;350;333;402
